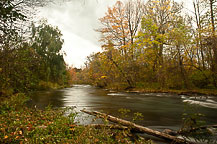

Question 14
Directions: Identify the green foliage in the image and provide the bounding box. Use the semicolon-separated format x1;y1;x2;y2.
31;21;67;85
0;0;70;96
0;94;76;143
181;105;215;143
37;81;60;90
190;70;213;89
118;108;131;118
0;20;69;95
133;112;144;122
118;108;144;124
0;0;27;36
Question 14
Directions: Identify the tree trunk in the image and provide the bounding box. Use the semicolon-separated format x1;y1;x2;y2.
108;56;134;88
209;0;217;88
81;110;195;144
85;124;128;130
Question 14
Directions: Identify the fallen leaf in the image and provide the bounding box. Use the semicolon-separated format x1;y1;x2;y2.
95;138;99;142
69;124;76;127
69;128;75;131
19;130;22;135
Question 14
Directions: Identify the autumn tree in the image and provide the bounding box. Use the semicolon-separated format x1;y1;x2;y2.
190;0;217;88
208;0;217;87
81;0;216;90
142;0;183;65
135;0;186;88
96;0;144;88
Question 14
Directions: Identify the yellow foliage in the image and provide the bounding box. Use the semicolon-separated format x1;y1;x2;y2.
101;76;107;79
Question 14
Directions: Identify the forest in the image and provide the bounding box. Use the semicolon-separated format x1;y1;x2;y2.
0;0;217;143
1;0;216;96
0;0;71;97
76;0;217;92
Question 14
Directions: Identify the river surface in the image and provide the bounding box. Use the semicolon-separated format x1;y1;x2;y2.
29;85;217;140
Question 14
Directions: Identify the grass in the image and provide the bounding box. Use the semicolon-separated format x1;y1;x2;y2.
0;93;153;144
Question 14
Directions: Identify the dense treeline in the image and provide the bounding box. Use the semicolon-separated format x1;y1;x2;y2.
79;0;217;90
0;0;70;96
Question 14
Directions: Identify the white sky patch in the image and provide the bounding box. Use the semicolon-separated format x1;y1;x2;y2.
38;0;117;68
62;31;101;68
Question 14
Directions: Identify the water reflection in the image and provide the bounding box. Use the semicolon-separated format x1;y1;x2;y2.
29;90;65;109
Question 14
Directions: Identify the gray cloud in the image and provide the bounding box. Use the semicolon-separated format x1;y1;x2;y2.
40;0;116;46
38;0;117;67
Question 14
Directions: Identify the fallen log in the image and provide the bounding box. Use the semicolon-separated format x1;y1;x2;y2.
178;124;217;135
163;124;217;136
85;124;128;130
81;109;195;144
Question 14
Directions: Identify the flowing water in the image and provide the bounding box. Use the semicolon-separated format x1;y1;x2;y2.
28;84;217;142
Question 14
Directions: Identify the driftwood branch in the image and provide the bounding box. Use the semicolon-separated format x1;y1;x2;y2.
178;124;217;135
81;109;195;144
163;124;217;136
85;124;128;130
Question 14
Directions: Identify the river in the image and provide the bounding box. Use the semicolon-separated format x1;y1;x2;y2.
28;84;217;142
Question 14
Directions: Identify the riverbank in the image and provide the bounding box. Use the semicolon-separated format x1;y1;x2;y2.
125;88;217;96
0;93;152;143
1;86;216;143
102;84;217;96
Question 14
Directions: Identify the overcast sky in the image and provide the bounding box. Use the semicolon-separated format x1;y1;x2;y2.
39;0;191;68
39;0;117;68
